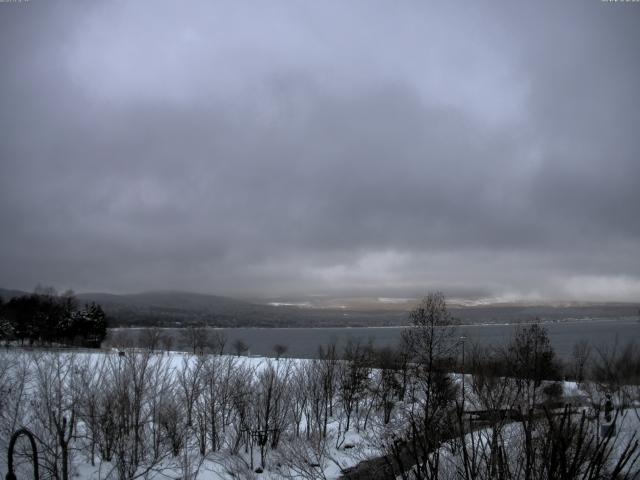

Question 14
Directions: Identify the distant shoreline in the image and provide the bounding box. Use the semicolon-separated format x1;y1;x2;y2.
110;316;640;330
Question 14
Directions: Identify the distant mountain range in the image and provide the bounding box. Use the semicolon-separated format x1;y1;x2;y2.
77;290;252;312
1;287;639;328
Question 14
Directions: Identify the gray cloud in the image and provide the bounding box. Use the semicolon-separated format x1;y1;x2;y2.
1;0;639;302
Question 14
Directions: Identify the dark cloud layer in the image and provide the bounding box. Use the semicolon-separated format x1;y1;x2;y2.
1;0;639;302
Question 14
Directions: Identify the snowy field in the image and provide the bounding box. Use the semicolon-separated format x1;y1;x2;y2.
0;349;392;480
1;347;639;479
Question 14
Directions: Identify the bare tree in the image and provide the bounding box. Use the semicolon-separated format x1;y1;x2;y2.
0;351;30;446
141;327;163;352
160;332;174;352
386;292;458;480
106;351;174;479
303;347;338;440
209;330;227;355
305;361;329;439
273;343;288;360
275;433;332;480
177;355;205;428
318;342;339;418
107;329;139;350
570;339;592;383
233;339;249;356
455;343;520;479
506;323;558;480
447;402;640;480
147;353;176;461
31;353;80;480
196;354;239;453
229;361;256;455
251;359;293;468
370;347;403;425
76;355;109;466
589;340;640;423
289;364;309;438
508;323;558;411
181;325;209;355
337;340;372;434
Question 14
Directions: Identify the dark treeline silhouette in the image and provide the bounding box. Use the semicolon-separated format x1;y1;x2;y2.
0;287;108;347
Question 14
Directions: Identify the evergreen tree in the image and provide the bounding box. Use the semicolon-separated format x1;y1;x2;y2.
0;290;107;347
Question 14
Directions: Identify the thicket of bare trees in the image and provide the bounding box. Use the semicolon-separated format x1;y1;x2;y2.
444;332;640;480
0;293;639;480
375;293;640;480
0;334;414;479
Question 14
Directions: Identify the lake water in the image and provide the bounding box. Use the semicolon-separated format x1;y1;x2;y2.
114;317;640;359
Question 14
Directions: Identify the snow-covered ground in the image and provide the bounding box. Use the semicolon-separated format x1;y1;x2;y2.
1;348;639;479
0;349;384;480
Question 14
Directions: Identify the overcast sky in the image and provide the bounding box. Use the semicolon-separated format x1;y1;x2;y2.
1;0;639;302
